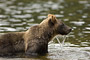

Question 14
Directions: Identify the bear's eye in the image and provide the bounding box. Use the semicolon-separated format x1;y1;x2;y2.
59;23;65;29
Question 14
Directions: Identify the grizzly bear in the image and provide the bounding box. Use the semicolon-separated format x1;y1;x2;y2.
0;14;71;56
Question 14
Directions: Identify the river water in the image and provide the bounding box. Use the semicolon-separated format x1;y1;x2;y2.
0;0;90;60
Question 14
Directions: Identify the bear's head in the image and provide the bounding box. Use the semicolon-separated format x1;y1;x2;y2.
40;14;71;35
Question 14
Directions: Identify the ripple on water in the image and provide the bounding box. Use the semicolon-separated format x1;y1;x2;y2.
16;27;26;31
80;42;90;47
11;24;24;27
0;21;10;26
0;30;4;32
76;10;83;14
68;13;76;16
26;19;34;22
12;14;32;18
23;10;34;13
79;1;88;4
60;11;64;14
0;27;16;31
0;3;6;8
85;4;90;7
48;44;90;60
83;27;90;34
33;9;42;13
85;27;90;30
82;15;88;18
9;19;21;22
5;1;14;5
83;31;90;34
38;16;46;19
0;15;7;18
11;10;21;15
70;21;85;26
63;19;69;21
51;4;59;10
55;14;64;18
27;23;38;27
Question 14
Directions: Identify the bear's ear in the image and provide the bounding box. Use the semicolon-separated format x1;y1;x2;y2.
48;14;56;26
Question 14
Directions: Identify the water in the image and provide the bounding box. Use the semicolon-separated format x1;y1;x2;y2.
0;0;90;60
53;35;67;52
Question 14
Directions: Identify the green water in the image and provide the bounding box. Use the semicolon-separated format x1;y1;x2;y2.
0;0;90;60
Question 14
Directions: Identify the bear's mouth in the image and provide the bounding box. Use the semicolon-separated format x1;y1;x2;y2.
59;29;72;35
60;32;69;35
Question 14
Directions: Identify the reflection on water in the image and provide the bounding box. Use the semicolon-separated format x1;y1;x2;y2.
0;0;90;60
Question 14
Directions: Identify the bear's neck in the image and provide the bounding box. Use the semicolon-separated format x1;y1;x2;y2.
39;26;56;43
26;25;56;43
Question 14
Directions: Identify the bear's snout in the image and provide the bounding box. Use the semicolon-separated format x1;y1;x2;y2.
66;27;72;35
56;24;72;35
68;28;72;32
63;25;72;35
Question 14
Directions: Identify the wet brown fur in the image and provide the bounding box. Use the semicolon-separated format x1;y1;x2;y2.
0;14;71;56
